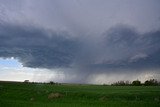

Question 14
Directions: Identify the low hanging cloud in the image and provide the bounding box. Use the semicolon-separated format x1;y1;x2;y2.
98;25;160;70
0;22;78;68
0;22;160;73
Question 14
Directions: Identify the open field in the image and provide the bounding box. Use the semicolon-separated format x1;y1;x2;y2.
0;81;160;107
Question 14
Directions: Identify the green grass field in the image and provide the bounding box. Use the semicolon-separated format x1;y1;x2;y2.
0;81;160;107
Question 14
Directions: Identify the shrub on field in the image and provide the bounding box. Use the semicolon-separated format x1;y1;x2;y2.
49;81;61;85
144;79;158;86
132;80;141;86
111;80;131;86
24;80;29;83
49;81;55;85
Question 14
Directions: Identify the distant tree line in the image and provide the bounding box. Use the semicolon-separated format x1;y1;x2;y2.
23;80;61;85
24;79;160;86
111;79;160;86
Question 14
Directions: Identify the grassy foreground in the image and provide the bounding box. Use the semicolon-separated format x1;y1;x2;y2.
0;81;160;107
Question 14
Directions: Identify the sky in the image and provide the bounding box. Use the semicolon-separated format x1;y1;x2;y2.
0;0;160;84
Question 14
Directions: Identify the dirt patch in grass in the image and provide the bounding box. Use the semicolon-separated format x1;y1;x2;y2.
99;96;108;102
30;97;34;101
48;92;63;100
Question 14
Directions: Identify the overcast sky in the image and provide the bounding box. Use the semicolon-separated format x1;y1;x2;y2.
0;0;160;84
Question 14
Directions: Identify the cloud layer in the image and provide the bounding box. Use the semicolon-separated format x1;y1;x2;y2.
0;22;78;68
0;22;160;72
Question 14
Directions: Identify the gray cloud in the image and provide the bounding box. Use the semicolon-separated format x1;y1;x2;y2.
0;22;160;72
1;0;160;34
0;22;78;68
99;25;160;70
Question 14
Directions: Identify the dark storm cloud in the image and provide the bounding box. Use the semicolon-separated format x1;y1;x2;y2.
0;22;78;68
0;22;160;72
84;25;160;71
68;25;160;73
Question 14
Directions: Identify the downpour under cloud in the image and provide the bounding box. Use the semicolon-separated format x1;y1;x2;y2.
0;0;160;83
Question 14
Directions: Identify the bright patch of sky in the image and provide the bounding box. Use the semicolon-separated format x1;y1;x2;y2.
0;58;65;82
0;57;22;68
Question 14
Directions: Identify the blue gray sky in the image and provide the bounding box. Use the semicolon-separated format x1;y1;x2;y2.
0;0;160;84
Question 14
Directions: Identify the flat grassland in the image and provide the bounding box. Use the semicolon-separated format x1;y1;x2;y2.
0;81;160;107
